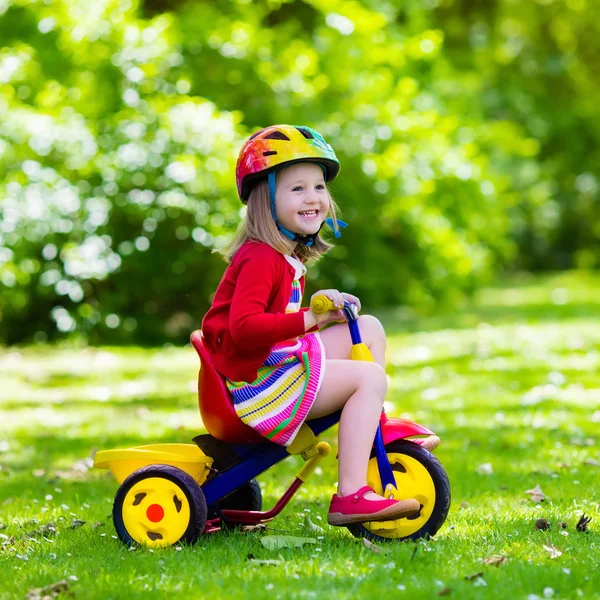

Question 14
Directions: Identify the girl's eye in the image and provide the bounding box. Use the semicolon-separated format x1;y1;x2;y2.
293;185;324;191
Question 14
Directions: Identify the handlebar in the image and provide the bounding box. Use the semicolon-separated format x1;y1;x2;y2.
310;294;339;314
310;294;359;322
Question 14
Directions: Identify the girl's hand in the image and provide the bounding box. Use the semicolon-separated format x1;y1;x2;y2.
305;289;360;329
341;292;361;312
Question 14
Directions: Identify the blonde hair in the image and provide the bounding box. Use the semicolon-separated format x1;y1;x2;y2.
217;178;342;264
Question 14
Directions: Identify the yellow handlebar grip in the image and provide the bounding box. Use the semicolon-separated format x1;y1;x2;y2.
311;294;335;314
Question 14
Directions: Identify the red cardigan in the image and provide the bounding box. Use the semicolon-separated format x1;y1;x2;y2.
201;240;316;382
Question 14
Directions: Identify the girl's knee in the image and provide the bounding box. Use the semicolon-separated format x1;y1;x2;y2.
357;361;388;396
359;315;386;345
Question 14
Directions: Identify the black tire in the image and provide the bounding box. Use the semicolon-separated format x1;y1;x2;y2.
217;478;263;511
347;441;451;543
208;479;263;527
113;464;207;547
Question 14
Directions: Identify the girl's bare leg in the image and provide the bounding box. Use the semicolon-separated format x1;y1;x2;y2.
307;359;387;500
318;315;387;369
312;316;389;499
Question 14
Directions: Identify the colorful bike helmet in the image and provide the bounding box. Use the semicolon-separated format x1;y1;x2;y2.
235;124;346;246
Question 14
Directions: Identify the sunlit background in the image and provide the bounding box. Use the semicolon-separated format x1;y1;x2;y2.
1;0;598;345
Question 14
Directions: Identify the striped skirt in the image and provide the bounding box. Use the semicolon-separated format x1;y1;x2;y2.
226;333;325;446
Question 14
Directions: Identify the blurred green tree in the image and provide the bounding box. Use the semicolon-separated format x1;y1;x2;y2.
0;0;595;344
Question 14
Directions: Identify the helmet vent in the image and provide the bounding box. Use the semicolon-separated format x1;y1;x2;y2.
248;130;263;140
263;151;277;156
296;127;313;139
263;131;290;141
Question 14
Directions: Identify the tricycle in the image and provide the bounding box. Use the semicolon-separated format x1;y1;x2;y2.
94;296;451;547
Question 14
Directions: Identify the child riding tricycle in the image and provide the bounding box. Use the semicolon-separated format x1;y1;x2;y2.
94;124;451;547
94;294;451;548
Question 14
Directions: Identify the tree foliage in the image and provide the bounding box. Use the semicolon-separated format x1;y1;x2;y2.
0;0;596;344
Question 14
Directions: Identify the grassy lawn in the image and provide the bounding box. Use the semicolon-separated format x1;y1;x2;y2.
1;271;599;600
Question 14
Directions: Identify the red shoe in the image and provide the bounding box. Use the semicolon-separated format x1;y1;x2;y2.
327;486;420;526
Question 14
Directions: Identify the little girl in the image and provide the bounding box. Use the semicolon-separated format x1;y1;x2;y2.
201;124;419;526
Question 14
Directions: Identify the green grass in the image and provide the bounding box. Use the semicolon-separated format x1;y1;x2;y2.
1;270;599;599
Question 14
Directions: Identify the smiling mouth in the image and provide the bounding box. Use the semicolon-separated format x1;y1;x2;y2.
298;210;319;218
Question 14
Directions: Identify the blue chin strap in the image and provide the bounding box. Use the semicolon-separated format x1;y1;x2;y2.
267;166;348;247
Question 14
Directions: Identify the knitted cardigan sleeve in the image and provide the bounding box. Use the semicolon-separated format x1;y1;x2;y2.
228;244;307;349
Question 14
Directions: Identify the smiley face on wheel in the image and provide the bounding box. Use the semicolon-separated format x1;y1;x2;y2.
120;476;192;547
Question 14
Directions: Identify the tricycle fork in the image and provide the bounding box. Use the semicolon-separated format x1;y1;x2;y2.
313;297;439;496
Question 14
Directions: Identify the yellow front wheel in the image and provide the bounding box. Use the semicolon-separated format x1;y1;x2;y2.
347;441;451;542
113;464;207;548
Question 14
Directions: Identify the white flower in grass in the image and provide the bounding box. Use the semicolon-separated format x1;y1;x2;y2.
476;463;493;475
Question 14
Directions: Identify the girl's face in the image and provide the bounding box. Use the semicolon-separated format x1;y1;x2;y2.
275;163;330;237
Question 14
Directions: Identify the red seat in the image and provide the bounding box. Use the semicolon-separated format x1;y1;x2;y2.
190;330;264;444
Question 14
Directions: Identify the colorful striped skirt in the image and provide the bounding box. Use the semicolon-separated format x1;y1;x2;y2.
226;333;325;447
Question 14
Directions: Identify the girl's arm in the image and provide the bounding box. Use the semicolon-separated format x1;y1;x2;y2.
301;307;319;332
229;249;307;349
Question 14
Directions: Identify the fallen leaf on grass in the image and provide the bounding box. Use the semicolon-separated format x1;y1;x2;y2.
438;587;451;596
260;536;316;550
576;514;591;532
304;514;324;533
27;580;70;599
25;523;57;539
464;572;484;580
543;541;562;559
483;554;508;566
362;538;380;554
525;484;546;502
583;458;600;467
240;524;267;533
71;520;86;529
535;518;551;531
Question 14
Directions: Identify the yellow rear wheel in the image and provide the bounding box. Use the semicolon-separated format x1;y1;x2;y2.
113;464;207;548
347;441;450;542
